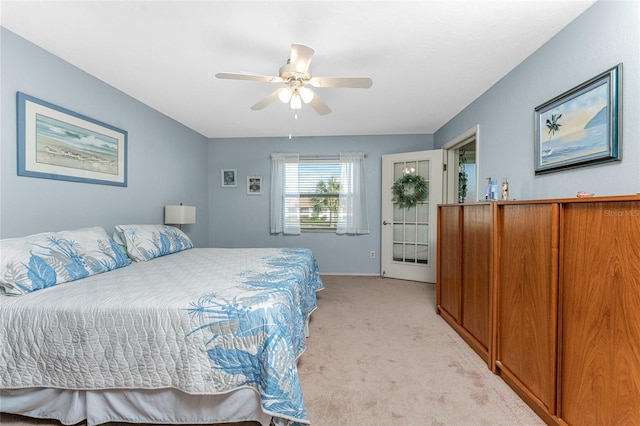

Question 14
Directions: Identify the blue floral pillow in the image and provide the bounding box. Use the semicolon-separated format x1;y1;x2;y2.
0;227;131;296
113;224;193;262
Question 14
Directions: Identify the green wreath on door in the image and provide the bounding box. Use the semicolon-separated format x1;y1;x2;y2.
392;175;429;208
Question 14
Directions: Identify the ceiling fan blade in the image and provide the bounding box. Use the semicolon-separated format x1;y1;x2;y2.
308;76;373;88
251;90;280;110
290;43;315;74
216;72;283;83
307;92;332;115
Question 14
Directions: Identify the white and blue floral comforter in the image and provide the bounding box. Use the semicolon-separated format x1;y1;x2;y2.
0;248;323;426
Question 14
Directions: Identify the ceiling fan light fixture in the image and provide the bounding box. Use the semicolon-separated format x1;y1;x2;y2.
298;86;314;104
278;87;293;103
290;93;302;110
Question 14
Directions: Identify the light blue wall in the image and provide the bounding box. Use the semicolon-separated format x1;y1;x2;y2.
208;135;433;274
4;0;637;275
434;0;640;200
0;28;210;246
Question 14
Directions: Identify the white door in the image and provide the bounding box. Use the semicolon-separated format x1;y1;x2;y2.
381;150;444;282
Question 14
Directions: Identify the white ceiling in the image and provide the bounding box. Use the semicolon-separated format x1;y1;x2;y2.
1;1;596;139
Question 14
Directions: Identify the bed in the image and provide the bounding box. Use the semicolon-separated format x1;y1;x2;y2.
0;225;323;426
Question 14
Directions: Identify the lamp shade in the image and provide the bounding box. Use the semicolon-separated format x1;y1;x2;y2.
278;87;293;103
298;86;314;104
290;93;302;110
164;205;196;225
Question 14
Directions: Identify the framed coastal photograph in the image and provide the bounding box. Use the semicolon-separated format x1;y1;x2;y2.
247;176;262;195
221;168;237;187
534;64;621;175
17;92;127;186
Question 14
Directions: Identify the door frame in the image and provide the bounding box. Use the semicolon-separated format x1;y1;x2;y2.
443;125;480;204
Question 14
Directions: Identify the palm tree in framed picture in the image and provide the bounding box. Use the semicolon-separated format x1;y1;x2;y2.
543;113;562;158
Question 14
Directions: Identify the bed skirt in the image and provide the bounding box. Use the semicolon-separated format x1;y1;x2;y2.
1;387;272;426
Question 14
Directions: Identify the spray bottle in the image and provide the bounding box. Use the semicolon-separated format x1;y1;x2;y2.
491;179;499;200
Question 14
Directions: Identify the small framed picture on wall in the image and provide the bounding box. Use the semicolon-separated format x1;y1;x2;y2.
247;176;262;195
221;169;237;187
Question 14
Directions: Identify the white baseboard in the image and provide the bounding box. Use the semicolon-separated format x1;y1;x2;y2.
319;273;380;277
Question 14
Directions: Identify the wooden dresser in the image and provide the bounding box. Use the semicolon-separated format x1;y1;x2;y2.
436;195;640;425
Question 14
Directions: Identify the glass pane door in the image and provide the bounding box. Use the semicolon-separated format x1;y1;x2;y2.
392;159;430;265
381;149;442;282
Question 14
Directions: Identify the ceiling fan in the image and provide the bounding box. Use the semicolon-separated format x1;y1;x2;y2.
215;43;373;115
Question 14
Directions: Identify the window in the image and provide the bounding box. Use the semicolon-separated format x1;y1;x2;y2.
298;160;341;230
270;153;369;235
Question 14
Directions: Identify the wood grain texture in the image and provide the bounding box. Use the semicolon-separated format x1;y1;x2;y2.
461;204;491;351
497;203;557;411
559;201;640;425
437;206;461;321
438;196;640;425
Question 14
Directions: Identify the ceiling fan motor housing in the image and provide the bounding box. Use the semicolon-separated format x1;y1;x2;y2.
279;62;311;83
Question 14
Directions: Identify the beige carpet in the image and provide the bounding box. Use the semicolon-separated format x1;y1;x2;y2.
296;275;543;425
1;275;543;426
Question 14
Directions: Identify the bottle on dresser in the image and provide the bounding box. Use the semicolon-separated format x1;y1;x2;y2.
501;178;509;200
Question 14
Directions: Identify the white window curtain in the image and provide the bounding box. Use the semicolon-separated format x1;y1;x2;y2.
270;153;300;234
337;152;369;235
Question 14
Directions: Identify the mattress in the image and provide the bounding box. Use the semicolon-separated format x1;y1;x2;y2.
0;247;323;426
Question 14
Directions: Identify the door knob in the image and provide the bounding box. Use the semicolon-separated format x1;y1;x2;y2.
383;220;391;225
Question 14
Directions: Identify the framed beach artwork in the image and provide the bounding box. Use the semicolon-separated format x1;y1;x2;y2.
247;176;262;195
17;92;128;186
221;169;237;187
534;64;621;175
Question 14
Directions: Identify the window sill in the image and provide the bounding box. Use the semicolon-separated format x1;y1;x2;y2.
301;228;337;233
